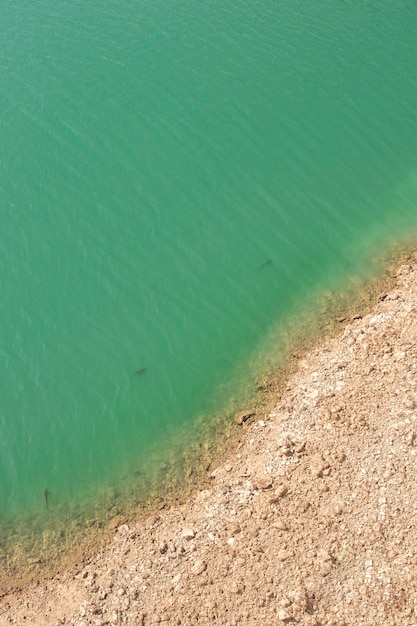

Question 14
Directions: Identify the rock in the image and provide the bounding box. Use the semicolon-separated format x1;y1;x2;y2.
287;588;308;611
295;442;306;454
85;518;97;528
229;581;244;594
297;499;311;513
255;475;273;490
107;515;128;532
181;528;195;540
234;410;255;425
277;607;292;622
159;541;168;554
192;560;207;575
272;520;289;531
320;562;332;576
318;550;333;563
275;484;288;498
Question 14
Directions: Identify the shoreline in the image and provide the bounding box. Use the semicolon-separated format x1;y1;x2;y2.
2;248;417;624
0;240;406;592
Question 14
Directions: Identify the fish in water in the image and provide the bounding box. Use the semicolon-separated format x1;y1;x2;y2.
133;367;148;377
258;259;272;270
43;487;49;508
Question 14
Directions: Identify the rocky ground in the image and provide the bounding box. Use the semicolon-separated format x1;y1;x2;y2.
2;259;417;626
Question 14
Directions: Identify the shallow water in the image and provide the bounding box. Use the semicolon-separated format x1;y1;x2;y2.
1;0;417;540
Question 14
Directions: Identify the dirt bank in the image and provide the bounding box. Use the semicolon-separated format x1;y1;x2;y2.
2;258;417;626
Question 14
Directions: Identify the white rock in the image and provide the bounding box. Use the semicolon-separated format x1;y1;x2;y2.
181;528;195;540
277;607;292;622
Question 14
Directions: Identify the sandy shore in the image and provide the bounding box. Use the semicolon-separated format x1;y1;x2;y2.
2;255;417;625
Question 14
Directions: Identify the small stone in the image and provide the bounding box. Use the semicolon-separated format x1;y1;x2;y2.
269;484;288;503
318;550;333;563
404;397;416;409
288;588;308;610
272;520;289;531
297;499;311;513
159;541;168;554
117;587;126;596
277;607;292;622
85;518;96;528
181;528;196;540
229;581;244;594
241;508;252;520
406;431;416;445
228;522;241;534
256;475;273;490
320;562;332;576
235;410;255;425
275;484;288;498
107;515;128;532
192;560;207;575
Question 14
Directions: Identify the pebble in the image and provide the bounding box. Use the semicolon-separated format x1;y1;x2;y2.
159;541;168;554
256;476;273;490
275;484;288;498
295;442;306;454
318;550;333;563
181;529;195;540
320;562;332;576
235;410;255;425
272;520;289;531
277;608;292;622
192;560;207;575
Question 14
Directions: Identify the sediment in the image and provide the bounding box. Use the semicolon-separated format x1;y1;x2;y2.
2;255;417;625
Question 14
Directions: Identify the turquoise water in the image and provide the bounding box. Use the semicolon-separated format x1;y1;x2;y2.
1;0;417;528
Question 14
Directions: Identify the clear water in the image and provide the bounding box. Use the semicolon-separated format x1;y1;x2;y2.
1;0;417;532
